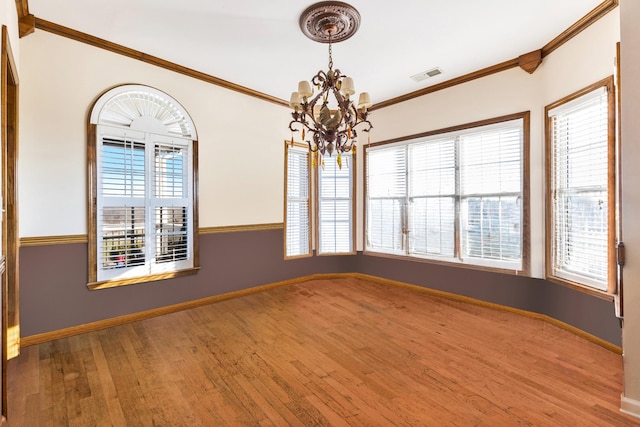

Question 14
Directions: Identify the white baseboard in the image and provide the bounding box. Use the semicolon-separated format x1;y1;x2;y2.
621;394;640;419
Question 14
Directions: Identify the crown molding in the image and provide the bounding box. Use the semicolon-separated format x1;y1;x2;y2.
14;0;29;18
18;0;619;111
371;58;521;110
541;0;619;58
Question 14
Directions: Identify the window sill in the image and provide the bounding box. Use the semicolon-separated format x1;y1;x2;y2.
87;267;200;290
545;274;614;301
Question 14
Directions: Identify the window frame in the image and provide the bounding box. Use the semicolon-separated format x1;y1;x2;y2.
544;76;616;296
364;112;530;275
88;85;200;289
284;141;312;259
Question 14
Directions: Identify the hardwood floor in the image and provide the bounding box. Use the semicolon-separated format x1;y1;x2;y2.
7;277;639;426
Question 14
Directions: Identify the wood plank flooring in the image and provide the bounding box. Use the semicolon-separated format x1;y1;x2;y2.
7;277;640;426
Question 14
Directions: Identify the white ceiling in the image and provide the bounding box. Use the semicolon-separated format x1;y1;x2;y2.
28;0;605;104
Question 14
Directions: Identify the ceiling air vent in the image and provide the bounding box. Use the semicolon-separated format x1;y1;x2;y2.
410;67;443;82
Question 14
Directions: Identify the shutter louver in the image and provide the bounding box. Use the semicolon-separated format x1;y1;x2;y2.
102;138;145;198
100;206;146;269
155;207;188;263
548;87;609;290
153;141;191;266
155;144;186;198
99;137;147;272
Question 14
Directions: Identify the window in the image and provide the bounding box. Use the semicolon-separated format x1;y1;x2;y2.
284;147;355;257
317;151;355;254
284;143;311;258
88;85;199;289
545;77;615;293
366;113;529;273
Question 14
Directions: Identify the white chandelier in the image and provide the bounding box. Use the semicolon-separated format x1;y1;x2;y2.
288;1;372;158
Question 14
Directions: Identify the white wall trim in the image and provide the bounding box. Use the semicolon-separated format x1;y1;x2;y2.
621;394;640;419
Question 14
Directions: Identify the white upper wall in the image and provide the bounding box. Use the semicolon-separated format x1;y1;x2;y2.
18;30;291;237
362;8;619;278
538;9;620;104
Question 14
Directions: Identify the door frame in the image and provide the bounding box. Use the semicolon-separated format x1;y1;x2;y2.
1;24;19;421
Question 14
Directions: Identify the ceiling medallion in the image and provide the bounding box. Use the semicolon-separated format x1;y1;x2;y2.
289;2;372;160
299;1;361;44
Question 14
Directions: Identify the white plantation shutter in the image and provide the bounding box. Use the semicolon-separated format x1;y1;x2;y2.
318;152;355;254
366;146;406;254
548;86;610;290
98;133;147;277
459;123;522;268
97;129;194;281
366;116;525;271
285;145;311;258
152;139;192;270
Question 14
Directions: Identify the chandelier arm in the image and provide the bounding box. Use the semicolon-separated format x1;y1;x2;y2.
290;117;320;135
308;140;319;152
290;117;319;137
359;120;373;133
311;70;329;90
288;121;300;133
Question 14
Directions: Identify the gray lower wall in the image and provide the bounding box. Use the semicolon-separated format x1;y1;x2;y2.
19;228;621;346
354;254;621;346
19;229;354;337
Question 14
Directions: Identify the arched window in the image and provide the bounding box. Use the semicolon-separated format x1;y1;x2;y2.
88;85;199;289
